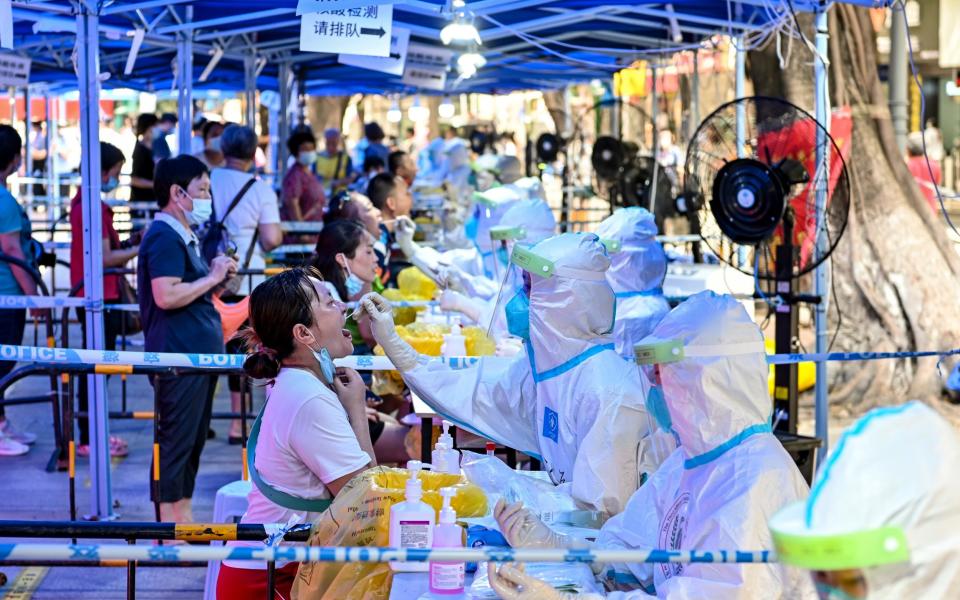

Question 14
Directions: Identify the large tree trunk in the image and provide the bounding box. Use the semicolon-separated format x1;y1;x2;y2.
306;96;351;132
749;6;960;416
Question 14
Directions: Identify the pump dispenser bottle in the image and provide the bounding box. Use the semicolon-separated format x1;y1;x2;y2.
441;318;468;357
429;487;466;594
388;460;436;572
431;420;461;475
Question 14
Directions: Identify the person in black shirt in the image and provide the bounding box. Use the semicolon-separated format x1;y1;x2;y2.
130;114;159;203
138;155;237;523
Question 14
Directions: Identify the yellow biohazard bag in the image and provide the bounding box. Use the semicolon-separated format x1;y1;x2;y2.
291;466;487;600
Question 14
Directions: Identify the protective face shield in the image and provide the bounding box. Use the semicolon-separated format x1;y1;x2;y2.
769;401;960;600
473;154;500;192
469;186;523;276
488;224;526;282
444;138;470;171
633;291;769;465
486;233;616;367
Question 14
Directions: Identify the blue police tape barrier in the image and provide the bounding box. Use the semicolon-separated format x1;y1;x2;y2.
0;542;774;565
1;342;958;372
0;295;439;311
0;344;483;372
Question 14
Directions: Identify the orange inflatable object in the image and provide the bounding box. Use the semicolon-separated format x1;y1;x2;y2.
212;295;250;343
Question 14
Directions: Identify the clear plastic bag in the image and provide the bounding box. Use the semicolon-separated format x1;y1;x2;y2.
470;562;602;599
460;452;606;528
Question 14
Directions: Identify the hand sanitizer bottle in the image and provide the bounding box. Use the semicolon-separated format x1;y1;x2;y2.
429;487;465;595
388;461;435;572
431;420;461;475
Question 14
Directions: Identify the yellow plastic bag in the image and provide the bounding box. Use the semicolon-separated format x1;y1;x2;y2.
292;467;487;600
397;267;438;299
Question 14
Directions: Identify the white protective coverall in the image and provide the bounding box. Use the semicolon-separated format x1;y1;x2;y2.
363;232;661;515
397;184;520;298
442;197;558;332
769;400;960;599
593;207;671;359
593;291;814;598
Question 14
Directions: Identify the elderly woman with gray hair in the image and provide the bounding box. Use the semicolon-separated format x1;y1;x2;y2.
209;124;283;442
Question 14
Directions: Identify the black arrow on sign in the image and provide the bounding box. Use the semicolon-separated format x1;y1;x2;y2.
361;27;386;38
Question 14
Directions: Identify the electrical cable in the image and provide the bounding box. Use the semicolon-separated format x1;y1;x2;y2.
895;0;960;238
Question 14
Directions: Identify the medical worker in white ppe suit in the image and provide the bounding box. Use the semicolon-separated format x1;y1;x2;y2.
593;207;671;358
395;186;520;298
769;400;960;599
360;232;666;515
438;197;558;336
487;291;815;599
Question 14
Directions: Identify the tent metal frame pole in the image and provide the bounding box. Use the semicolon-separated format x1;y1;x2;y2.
277;62;292;180
888;3;908;152
76;2;114;520
23;85;32;202
690;49;699;142
649;62;660;215
813;4;831;466
243;54;257;129
176;5;194;157
45;93;57;220
734;36;745;158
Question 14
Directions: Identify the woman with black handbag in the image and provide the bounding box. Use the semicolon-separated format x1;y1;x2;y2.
69;142;140;457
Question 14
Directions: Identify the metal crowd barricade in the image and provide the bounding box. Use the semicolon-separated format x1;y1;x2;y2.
0;520;776;600
0;519;311;600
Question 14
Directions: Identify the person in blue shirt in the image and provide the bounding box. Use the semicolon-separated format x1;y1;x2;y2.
137;154;237;522
0;125;38;456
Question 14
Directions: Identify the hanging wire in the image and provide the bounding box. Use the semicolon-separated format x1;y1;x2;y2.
894;0;960;238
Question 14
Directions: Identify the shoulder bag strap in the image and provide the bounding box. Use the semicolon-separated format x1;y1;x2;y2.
247;406;334;513
220;177;257;225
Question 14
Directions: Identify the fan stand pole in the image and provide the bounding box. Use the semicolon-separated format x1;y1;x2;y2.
773;213;800;435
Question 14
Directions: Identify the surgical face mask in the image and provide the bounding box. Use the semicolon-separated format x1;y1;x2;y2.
464;214;479;241
207;137;222;151
505;290;530;341
177;189;212;226
298;150;317;166
343;262;364;297
311;345;336;385
814;582;863;600
101;176;119;194
645;384;673;433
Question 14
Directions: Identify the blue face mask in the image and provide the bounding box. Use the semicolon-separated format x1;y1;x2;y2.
102;176;119;193
495;245;510;268
645;385;673;433
814;582;863;600
345;272;364;297
311;346;336;385
464;213;479;242
505;290;530;341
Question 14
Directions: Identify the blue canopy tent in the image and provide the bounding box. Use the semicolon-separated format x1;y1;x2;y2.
5;0;887;519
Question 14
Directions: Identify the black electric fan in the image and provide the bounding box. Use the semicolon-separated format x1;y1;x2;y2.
684;96;850;435
570;98;673;219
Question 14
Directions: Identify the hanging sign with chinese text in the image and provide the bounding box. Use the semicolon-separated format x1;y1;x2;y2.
300;3;393;57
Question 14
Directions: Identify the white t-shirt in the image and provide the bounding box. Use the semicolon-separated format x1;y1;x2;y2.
210;167;281;294
224;367;371;569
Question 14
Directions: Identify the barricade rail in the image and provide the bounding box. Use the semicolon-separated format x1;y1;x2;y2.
0;542;774;565
0;520;311;600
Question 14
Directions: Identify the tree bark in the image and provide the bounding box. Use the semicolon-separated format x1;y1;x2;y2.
306;96;351;132
749;6;960;414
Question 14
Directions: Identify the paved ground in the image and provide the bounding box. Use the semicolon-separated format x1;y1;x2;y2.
0;323;262;599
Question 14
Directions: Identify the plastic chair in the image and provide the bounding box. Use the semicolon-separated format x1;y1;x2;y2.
203;479;252;600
